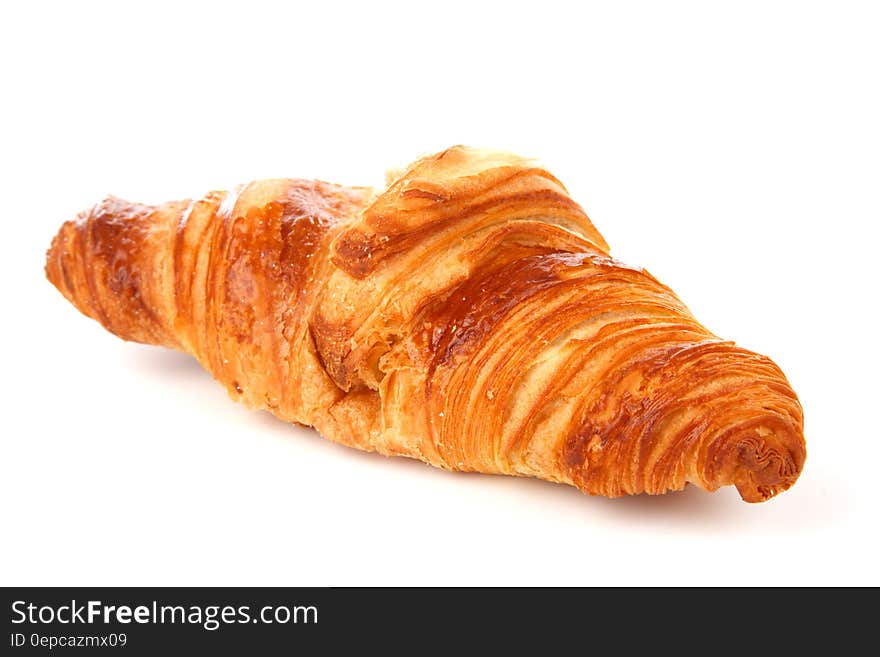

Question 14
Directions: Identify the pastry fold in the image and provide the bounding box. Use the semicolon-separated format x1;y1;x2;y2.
46;146;805;502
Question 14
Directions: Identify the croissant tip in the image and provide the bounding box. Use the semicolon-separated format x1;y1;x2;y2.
45;222;68;295
731;436;806;503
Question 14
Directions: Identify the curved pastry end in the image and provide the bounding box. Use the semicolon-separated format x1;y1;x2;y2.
729;433;806;502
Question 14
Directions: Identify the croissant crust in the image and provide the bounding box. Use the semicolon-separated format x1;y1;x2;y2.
46;146;805;502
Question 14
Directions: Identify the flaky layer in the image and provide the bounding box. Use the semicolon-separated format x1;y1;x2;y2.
45;146;805;502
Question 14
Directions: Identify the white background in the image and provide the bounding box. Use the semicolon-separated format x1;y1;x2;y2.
1;1;878;586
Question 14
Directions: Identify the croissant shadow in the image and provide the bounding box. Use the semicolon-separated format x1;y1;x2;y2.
247;400;753;529
480;467;740;522
123;344;211;382
122;347;822;531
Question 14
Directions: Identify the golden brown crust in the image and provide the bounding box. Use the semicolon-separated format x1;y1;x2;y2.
45;145;805;502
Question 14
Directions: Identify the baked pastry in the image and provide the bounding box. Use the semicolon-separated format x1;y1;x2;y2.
45;146;805;502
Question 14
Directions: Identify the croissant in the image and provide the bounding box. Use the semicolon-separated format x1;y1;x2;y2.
45;146;805;502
